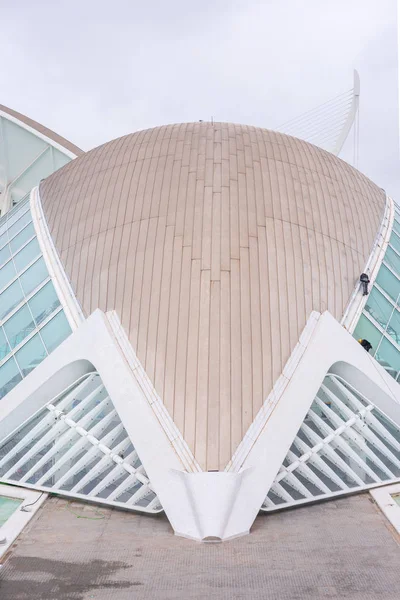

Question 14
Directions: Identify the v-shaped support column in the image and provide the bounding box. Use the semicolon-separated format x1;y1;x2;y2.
0;309;399;541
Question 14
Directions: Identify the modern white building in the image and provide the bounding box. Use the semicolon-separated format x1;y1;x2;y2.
0;111;399;542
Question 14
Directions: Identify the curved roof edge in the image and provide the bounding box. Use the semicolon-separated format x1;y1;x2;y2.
0;103;83;157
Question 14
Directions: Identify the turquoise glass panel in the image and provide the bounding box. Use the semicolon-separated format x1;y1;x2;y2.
4;200;30;232
0;245;11;269
390;231;400;255
376;265;400;303
0;328;10;360
0;280;24;321
19;258;48;296
392;219;400;237
0;218;8;241
364;287;393;330
385;246;400;276
376;337;400;375
29;281;60;325
40;311;71;353
13;238;41;273
0;260;16;292
353;314;382;353
4;305;35;349
9;222;35;254
387;309;400;346
15;334;46;376
7;209;31;240
0;357;22;399
0;232;8;251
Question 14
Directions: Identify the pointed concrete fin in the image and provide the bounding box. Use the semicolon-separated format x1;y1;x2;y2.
262;372;400;511
0;371;162;513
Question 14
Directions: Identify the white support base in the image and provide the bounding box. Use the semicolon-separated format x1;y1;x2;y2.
370;483;400;534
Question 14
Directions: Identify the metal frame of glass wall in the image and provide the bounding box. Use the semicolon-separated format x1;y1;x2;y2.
0;109;74;215
354;205;400;380
0;197;71;399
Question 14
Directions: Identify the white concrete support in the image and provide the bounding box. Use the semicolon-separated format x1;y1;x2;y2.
370;483;400;534
30;186;85;330
0;309;400;541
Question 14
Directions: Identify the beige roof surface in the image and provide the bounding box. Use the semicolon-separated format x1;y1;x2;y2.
0;103;83;156
39;122;385;470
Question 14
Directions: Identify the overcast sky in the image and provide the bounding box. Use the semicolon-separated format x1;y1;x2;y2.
0;0;398;198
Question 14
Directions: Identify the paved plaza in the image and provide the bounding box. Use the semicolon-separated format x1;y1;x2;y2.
0;493;399;599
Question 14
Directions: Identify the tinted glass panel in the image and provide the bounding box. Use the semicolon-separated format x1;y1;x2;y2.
385;246;400;275
0;280;24;321
0;328;10;360
392;219;400;238
364;287;393;330
9;223;35;254
353;314;382;354
0;245;11;269
40;311;71;353
0;220;8;240
15;334;46;377
0;357;22;400
19;258;48;296
387;309;400;346
4;305;35;349
390;231;400;254
4;200;30;233
13;238;41;273
0;232;8;251
376;337;400;375
7;210;31;240
0;261;16;291
29;281;60;326
376;264;400;303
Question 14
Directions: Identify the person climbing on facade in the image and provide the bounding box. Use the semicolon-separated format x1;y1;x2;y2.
358;339;372;353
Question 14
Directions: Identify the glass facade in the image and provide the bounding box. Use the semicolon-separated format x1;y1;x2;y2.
0;197;71;399
0;111;73;213
263;372;400;511
0;372;161;513
354;205;400;381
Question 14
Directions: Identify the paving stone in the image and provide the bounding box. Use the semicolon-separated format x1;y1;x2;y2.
0;493;399;599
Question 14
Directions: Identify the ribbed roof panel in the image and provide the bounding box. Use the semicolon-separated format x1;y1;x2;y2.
39;122;385;470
